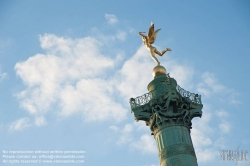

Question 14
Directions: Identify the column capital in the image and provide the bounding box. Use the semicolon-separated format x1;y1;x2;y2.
129;69;203;134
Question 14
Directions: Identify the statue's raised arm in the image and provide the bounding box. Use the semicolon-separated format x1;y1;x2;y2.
139;22;171;66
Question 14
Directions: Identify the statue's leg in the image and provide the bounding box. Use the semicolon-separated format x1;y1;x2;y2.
161;49;167;55
154;48;171;57
151;55;160;65
150;49;160;65
154;49;163;56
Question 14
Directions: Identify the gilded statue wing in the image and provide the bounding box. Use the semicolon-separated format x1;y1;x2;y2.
148;22;161;44
152;29;161;43
147;22;155;40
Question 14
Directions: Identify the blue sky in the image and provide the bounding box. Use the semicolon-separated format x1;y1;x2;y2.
0;1;250;166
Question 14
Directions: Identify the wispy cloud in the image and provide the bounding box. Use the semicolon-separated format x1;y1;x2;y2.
0;39;12;53
91;27;127;43
133;121;148;131
9;118;31;132
215;109;231;133
117;124;133;145
191;72;238;164
109;125;119;132
35;116;47;126
197;72;225;97
192;113;217;163
197;72;241;105
130;134;157;154
0;71;7;81
116;30;126;41
195;147;218;163
219;120;231;133
192;107;232;163
215;109;229;118
105;14;118;25
113;122;157;154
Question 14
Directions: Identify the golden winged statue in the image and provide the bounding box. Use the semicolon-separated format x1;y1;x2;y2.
139;22;171;66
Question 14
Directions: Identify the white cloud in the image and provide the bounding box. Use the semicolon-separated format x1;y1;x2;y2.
229;98;241;105
213;137;227;149
197;72;225;97
15;34;127;125
197;72;241;106
195;147;218;163
115;46;153;100
0;71;7;81
133;121;148;131
115;122;156;154
215;109;228;118
109;125;119;131
166;61;194;89
59;78;126;122
190;72;236;163
215;110;231;133
117;124;133;145
190;72;238;164
191;106;233;163
228;93;242;105
192;132;218;163
202;72;225;92
219;120;231;133
130;134;157;154
192;110;213;149
91;27;127;43
192;127;213;148
8;118;31;132
35;116;47;126
116;30;126;41
105;14;118;25
196;86;210;97
0;39;12;53
191;107;220;163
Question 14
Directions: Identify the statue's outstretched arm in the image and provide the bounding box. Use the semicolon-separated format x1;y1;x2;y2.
138;32;147;37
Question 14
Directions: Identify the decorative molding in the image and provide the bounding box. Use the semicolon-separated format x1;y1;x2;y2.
149;118;192;136
159;144;196;164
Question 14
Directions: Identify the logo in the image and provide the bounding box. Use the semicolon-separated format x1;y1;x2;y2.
220;146;248;165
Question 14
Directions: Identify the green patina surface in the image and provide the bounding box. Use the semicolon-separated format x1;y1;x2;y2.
129;66;203;166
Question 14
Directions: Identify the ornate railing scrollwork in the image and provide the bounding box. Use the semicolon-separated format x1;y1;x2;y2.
129;85;168;109
176;85;202;104
130;83;202;109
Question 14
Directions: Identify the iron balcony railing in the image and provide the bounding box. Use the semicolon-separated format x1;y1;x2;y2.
129;84;202;109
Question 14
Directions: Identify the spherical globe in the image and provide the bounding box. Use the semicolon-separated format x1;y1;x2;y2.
152;65;166;76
